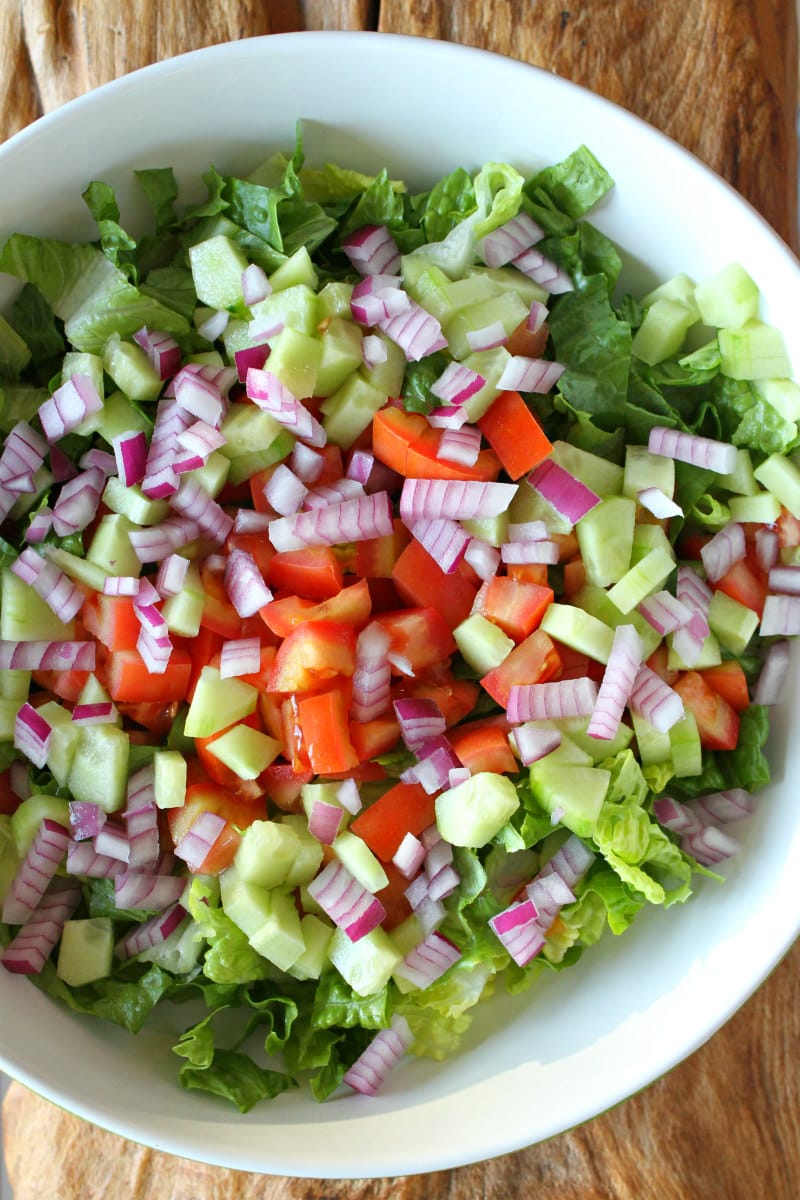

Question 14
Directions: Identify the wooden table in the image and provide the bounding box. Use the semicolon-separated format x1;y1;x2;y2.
1;3;799;1197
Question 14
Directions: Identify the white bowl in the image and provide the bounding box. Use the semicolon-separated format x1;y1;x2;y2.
1;31;799;1180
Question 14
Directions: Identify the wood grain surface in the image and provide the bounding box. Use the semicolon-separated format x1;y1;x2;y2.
1;2;798;1197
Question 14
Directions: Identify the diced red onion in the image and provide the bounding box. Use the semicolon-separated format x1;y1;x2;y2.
407;517;471;575
233;509;273;534
638;590;694;636
587;624;643;740
506;677;598;724
242;263;271;306
3;471;35;494
393;698;447;752
628;664;684;732
436;425;482;468
467;319;511;353
500;539;560;565
223;548;273;618
25;506;54;544
66;838;125;878
489;898;545;966
377;300;448;362
303;478;364;510
430;362;486;407
80;448;117;477
362;334;388;369
0;421;47;481
653;795;704;836
101;575;140;597
306;859;386;943
400;735;462;795
173;366;227;428
196;309;229;343
753;638;791;704
511;721;562;765
0;640;95;671
71;701;118;727
246;367;327;444
69;800;107;842
219;636;262;680
234;342;270;382
2;818;70;925
394;930;461;990
248;315;285;342
351;622;393;722
114;901;187;960
512;246;574;294
11;549;86;624
109;430;147;487
268;490;394;552
264;464;308;516
125;765;157;814
414;894;446;934
129;516;202;563
52;466;104;536
527;299;549;333
176;419;226;462
527;871;575;929
154;553;188;599
94;823;131;864
760;593;800;636
463;537;501;581
400;478;516;524
508;519;550;542
392;832;427;880
681;824;741;867
637;487;683;519
290;442;326;484
427;405;472;430
700;521;746;583
676;566;712;635
479;213;544;268
133;327;182;379
755;528;779;572
342;225;401;276
342;1014;413;1096
173;811;227;871
13;701;52;768
38;374;103;442
497;355;565;394
350;274;410;325
528;459;600;526
114;871;186;913
689;788;754;826
648;426;738;475
540;835;595;890
307;798;345;845
170;475;233;544
767;565;800;595
1;879;81;975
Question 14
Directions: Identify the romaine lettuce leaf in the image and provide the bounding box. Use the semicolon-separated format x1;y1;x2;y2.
528;145;614;220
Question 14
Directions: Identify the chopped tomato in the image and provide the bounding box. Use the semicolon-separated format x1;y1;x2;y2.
259;760;312;813
117;700;181;736
449;719;517;775
374;607;457;675
392;669;480;727
479;575;554;642
375;861;414;931
673;670;740;751
0;769;22;816
297;687;360;775
392;537;479;629
481;629;561;707
372;405;501;482
267;547;344;600
349;714;402;761
166;782;267;875
713;559;768;616
81;593;141;651
101;647;192;704
31;667;92;703
267;621;357;693
350;780;438;862
476;390;553;480
353;521;412;579
698;660;751;713
260;578;372;638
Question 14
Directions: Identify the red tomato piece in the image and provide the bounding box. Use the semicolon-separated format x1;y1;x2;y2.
480;629;561;707
349;781;438;862
166;782;267;875
297;687;360;775
267;621;357;693
391;538;479;630
101;647;192;704
672;670;740;751
449;719;517;775
374;607;457;675
479;575;554;642
268;547;344;600
698;661;751;713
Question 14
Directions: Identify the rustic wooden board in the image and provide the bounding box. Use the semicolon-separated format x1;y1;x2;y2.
1;2;798;1197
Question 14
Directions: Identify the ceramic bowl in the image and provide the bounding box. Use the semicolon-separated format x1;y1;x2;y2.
0;31;799;1179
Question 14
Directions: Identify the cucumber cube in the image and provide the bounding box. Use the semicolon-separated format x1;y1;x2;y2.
667;631;722;670
317;281;354;320
539;603;614;664
188;235;249;309
161;562;204;637
249;284;321;338
453;613;515;675
572;583;662;659
11;794;70;857
640;273;700;322
555;716;634;764
435;771;519;847
669;711;703;777
508;477;573;534
220;402;283;458
695;263;760;328
320;373;388;448
248;890;305;972
631;711;673;768
359;332;407;396
224;431;295;487
103;333;162;402
550;442;625;498
623;445;675;500
183;667;258;739
461;347;512;422
753;378;800;423
87;514;143;578
0;694;22;739
1;570;75;642
313;317;363;397
37;700;82;784
606;546;675;614
44;546;107;593
332;831;389;893
632;297;696;364
266;326;322;399
576;496;636;587
443;291;528;360
153;749;187;809
289;913;334;981
707;590;759;656
62;351;104;401
67;724;130;813
717;448;759;497
0;669;31;700
528;762;610;838
718;320;792;380
206;724;281;780
97;390;152;442
219;867;272;936
753;454;800;519
235;820;304;890
466;264;549;307
103;476;170;526
268;246;319;293
727;492;782;525
327;925;403;997
461;514;509;547
57;918;114;986
279;814;326;888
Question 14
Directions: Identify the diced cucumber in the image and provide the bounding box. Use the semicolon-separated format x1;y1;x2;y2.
206;724;281;779
250;284;321;338
87;514;142;578
0;669;31;700
623;445;675;500
667;631;721;670
606;546;675;613
461;513;509;547
11;794;70;857
103;333;162;402
137;915;203;974
358;332;407;397
707;590;759;656
669;711;703;777
550;442;625;498
219;868;272;936
103;476;169;526
268;245;318;293
507;476;573;535
313;317;363;397
539;603;614;663
248;890;305;972
221;318;253;361
572;583;662;659
68;724;130;813
527;731;593;767
753;453;800;518
332;831;389;893
641;273;700;322
460;347;512;422
220;401;284;458
161;561;204;637
235;820;304;890
576;496;636;587
37;700;82;784
278;814;326;889
0;816;21;903
301;781;349;824
1;570;75;642
327;925;403;997
44;546;108;593
153;749;187;809
224;431;295;486
317;281;354;320
718;320;792;380
289;913;334;981
189;450;231;499
435;771;519;847
76;675;113;707
753;378;800;423
443;291;528;361
402;262;460;321
717;447;760;496
453;613;515;675
0;698;21;741
631;710;672;768
265;325;322;399
528;761;610;838
466;264;549;307
188;235;248;309
631;522;673;566
183;666;258;738
96;389;152;442
321;374;387;448
554;715;634;763
694;262;760;328
57;918;114;986
728;492;782;525
632;297;696;364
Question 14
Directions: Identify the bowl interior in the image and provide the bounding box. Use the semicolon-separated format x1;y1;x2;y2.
1;31;799;1179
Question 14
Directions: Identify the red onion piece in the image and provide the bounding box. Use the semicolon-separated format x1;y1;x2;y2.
700;521;746;583
689;788;755;826
197;309;229;343
242;262;271;306
393;697;446;751
540;835;595;890
512;246;574;294
176;419;226;463
676;566;712;634
335;779;362;817
246;367;327;444
399;478;516;523
478;212;544;268
25;506;54;544
508;519;550;542
137;626;173;675
233;509;273;534
500;539;560;565
133;327;182;379
394;930;461;990
94;823;131;864
268;490;394;552
392;832;427;879
290;442;326;484
587;624;643;740
511;721;562;765
430;362;486;407
110;429;147;487
114;901;187;960
141;397;195;499
767;565;800;595
224;548;273;617
755;528;779;572
463;537;501;581
753;639;791;704
506;677;598;724
306;860;386;943
173;811;227;871
13;701;52;768
428;404;472;430
11;550;86;624
527;299;549;333
377;299;448;362
436;425;482;468
0;421;47;480
352;622;392;722
1;879;81;975
342;224;401;276
681;825;741;867
52;466;104;536
303;478;364;510
66;839;126;878
400;735;462;794
155;553;189;598
637;486;683;519
307;798;345;845
648;425;738;475
628;664;684;732
263;464;308;516
80;448;117;477
638;590;694;636
173;366;227;427
362;334;388;369
114;871;186;913
38;374;103;442
234;342;270;383
407;517;471;575
170;475;233;544
2;818;70;925
465;320;509;353
653;795;703;836
760;593;800;636
69;800;107;842
219;636;262;679
489;897;545;966
497;355;565;395
129;515;202;563
0;640;95;671
342;1014;413;1096
527;871;575;929
350;274;410;325
527;459;600;525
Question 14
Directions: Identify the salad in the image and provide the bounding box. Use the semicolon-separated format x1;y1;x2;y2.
0;128;795;1111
